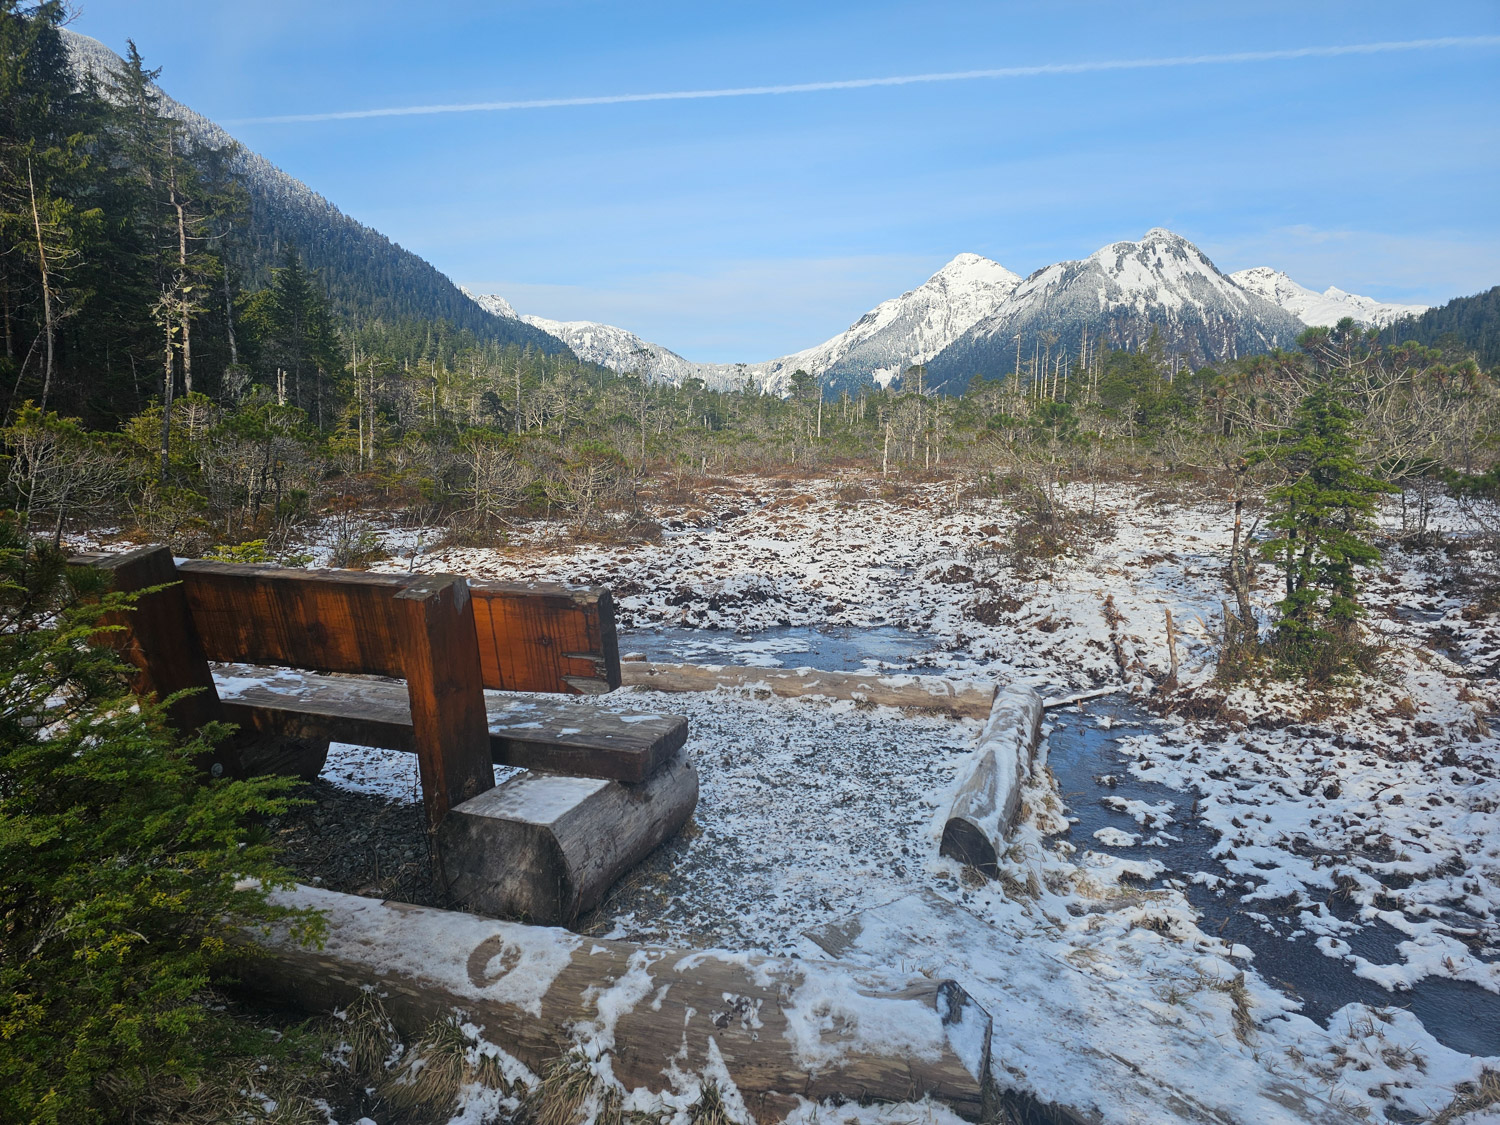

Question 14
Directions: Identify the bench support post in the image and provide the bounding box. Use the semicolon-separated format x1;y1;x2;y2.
395;576;495;867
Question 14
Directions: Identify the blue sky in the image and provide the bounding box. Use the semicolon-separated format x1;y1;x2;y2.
68;1;1500;362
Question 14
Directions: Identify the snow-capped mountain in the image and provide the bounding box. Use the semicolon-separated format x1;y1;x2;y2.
923;229;1305;390
1229;267;1426;329
778;253;1023;389
466;252;1022;393
470;231;1431;396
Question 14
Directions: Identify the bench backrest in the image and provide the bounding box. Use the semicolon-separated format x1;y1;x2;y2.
82;548;494;837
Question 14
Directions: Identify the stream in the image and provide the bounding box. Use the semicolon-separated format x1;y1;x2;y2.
624;623;1499;1059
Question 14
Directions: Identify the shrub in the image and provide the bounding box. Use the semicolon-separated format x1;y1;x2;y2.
0;522;322;1123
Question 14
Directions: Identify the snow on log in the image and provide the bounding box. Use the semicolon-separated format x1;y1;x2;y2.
237;885;994;1121
803;890;1362;1125
619;661;997;719
437;745;698;926
940;688;1043;872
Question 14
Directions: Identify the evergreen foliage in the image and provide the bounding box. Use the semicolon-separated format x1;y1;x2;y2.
1389;284;1500;367
0;521;322;1123
1255;380;1394;679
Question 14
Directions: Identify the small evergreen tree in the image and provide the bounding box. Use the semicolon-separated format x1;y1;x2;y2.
1257;380;1395;679
0;523;322;1123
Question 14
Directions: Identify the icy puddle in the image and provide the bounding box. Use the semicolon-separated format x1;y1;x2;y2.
623;623;940;671
1046;694;1500;1058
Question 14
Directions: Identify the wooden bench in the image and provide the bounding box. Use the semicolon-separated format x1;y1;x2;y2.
76;547;696;921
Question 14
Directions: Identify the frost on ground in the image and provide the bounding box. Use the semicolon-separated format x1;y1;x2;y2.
295;475;1499;1124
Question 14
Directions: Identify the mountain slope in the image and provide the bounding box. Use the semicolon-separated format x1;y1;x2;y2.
1229;267;1426;328
923;230;1305;390
62;30;569;355
1390;286;1500;366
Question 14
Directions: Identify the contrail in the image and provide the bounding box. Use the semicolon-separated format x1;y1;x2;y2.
226;36;1500;126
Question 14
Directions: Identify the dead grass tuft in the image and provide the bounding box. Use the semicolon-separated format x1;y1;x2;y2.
1434;1069;1500;1125
523;1051;617;1125
339;989;399;1083
687;1082;739;1125
379;1016;513;1122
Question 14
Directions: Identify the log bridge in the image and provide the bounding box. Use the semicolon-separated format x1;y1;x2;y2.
74;546;696;925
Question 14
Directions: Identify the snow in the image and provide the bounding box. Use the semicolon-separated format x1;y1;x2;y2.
1231;266;1428;328
292;477;1499;1122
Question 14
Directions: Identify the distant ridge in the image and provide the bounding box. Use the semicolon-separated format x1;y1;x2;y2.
61;30;570;355
1230;266;1426;329
471;231;1433;394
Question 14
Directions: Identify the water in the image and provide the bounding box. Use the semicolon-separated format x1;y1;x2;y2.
624;622;1498;1057
622;623;940;672
1045;696;1499;1057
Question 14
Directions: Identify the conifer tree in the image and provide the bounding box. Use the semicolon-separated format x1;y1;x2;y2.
1257;379;1395;677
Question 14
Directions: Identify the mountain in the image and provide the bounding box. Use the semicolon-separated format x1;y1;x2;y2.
1229;267;1426;328
1389;286;1500;367
466;252;1022;393
468;229;1470;396
922;229;1305;391
61;30;569;355
466;290;716;386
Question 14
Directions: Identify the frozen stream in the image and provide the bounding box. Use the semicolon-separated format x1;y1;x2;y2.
1044;695;1499;1059
624;623;1498;1060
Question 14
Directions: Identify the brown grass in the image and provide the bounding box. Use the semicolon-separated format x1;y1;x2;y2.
1434;1070;1500;1125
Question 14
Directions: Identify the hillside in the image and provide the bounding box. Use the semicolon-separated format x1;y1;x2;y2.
1389;285;1500;366
61;30;570;356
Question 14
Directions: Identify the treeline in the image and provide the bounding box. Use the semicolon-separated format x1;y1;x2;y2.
4;2;1499;563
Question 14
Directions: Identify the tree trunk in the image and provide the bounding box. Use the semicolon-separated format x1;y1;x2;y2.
160;314;175;480
27;160;55;412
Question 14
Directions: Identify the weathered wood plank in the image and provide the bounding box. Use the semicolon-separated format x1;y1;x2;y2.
619;660;998;718
179;559;411;677
74;546;232;771
438;744;698;925
469;582;621;695
394;575;494;839
238;885;994;1122
213;664;685;783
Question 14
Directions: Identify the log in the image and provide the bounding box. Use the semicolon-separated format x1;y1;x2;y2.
939;688;1043;873
236;885;994;1122
802;890;1361;1125
619;661;997;719
437;745;698;925
212;664;686;783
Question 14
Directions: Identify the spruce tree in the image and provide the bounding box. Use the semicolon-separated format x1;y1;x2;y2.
1257;379;1395;678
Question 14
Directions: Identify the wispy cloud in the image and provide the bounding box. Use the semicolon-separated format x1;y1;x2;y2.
227;36;1500;126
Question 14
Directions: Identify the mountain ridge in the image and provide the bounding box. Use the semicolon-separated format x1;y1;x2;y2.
470;230;1435;393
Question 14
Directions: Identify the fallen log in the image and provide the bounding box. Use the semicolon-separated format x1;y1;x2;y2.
940;688;1044;873
438;745;698;925
238;885;994;1122
803;890;1361;1125
619;661;996;719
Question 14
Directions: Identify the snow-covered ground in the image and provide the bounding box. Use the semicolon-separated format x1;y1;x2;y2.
293;474;1500;1123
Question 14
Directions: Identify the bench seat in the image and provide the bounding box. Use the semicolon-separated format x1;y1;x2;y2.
212;663;686;784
